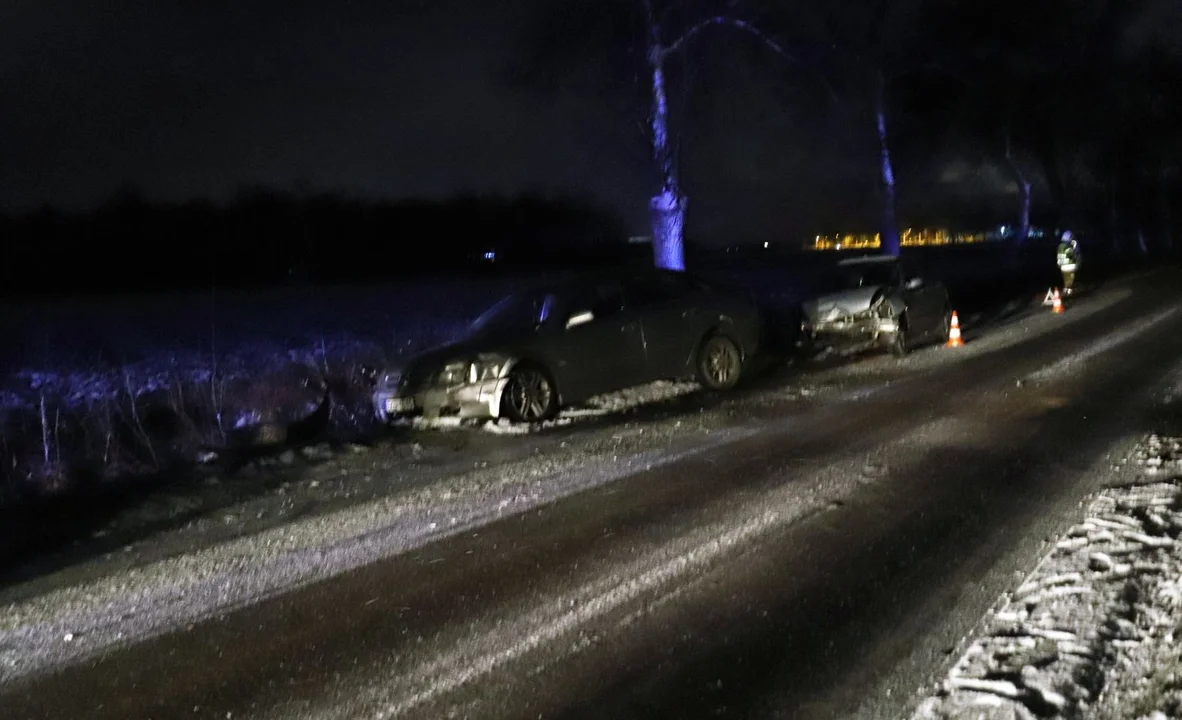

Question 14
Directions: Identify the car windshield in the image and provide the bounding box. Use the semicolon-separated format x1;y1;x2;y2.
836;262;899;290
468;291;557;336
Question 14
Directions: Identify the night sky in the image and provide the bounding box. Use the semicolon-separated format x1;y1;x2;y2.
3;1;627;208
3;0;1181;240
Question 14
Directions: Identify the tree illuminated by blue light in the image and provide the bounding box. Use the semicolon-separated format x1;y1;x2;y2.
641;1;791;271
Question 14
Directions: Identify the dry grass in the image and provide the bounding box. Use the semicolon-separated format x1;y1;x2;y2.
0;352;384;506
0;277;520;506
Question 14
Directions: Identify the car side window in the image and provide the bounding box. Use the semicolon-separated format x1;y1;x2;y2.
538;293;557;325
570;282;626;321
625;273;685;310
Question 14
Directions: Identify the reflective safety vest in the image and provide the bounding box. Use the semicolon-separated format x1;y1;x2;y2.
1056;243;1079;272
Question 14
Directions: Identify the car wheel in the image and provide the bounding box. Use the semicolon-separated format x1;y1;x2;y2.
697;334;743;390
888;314;910;358
939;305;952;341
501;363;558;423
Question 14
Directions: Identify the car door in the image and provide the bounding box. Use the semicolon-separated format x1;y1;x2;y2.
901;259;944;334
898;259;934;330
624;272;698;379
548;279;648;402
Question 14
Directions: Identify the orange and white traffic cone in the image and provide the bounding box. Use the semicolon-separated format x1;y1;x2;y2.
1052;289;1064;314
946;311;963;348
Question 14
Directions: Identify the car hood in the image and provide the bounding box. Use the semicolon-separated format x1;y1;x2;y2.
377;340;467;385
803;286;886;321
379;336;517;390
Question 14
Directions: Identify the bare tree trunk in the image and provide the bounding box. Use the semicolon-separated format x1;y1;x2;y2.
1004;132;1031;245
636;1;795;270
874;74;900;257
647;39;686;271
650;189;686;271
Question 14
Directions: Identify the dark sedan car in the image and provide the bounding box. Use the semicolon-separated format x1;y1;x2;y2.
374;269;762;423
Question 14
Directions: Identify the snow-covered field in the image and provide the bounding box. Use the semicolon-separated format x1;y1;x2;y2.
0;278;512;400
913;434;1182;719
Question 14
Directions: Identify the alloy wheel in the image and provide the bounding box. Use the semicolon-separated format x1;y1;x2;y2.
701;336;741;389
505;368;555;422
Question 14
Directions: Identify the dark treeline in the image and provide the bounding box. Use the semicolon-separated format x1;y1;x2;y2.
0;189;637;299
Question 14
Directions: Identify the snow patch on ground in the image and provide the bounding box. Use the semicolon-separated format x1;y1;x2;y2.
913;434;1182;719
575;380;702;413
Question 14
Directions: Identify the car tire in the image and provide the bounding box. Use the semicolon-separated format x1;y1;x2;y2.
939;304;952;341
500;363;559;423
888;314;910;358
697;334;743;390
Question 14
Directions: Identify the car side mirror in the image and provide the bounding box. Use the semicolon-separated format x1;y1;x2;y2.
905;277;924;290
566;310;594;329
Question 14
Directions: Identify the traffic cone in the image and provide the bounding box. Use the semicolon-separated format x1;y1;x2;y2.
946;311;963;348
1052;289;1064;314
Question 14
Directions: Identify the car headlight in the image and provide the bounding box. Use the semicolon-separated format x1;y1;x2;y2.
434;358;506;387
435;361;471;387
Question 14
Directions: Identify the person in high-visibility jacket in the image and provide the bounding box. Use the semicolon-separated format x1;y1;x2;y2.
1056;231;1081;295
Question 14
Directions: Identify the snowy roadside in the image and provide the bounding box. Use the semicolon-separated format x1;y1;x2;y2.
913;433;1182;719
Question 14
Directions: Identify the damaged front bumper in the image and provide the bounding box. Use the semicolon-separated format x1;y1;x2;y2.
418;377;510;420
374;377;511;423
373;388;419;423
801;313;899;349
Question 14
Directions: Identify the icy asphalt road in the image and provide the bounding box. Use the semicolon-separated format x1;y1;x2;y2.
5;271;1182;720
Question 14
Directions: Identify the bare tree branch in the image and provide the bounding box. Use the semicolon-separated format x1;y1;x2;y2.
641;0;660;47
661;16;794;63
641;0;656;21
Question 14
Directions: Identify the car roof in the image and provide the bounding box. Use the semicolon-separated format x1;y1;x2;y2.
836;255;900;267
